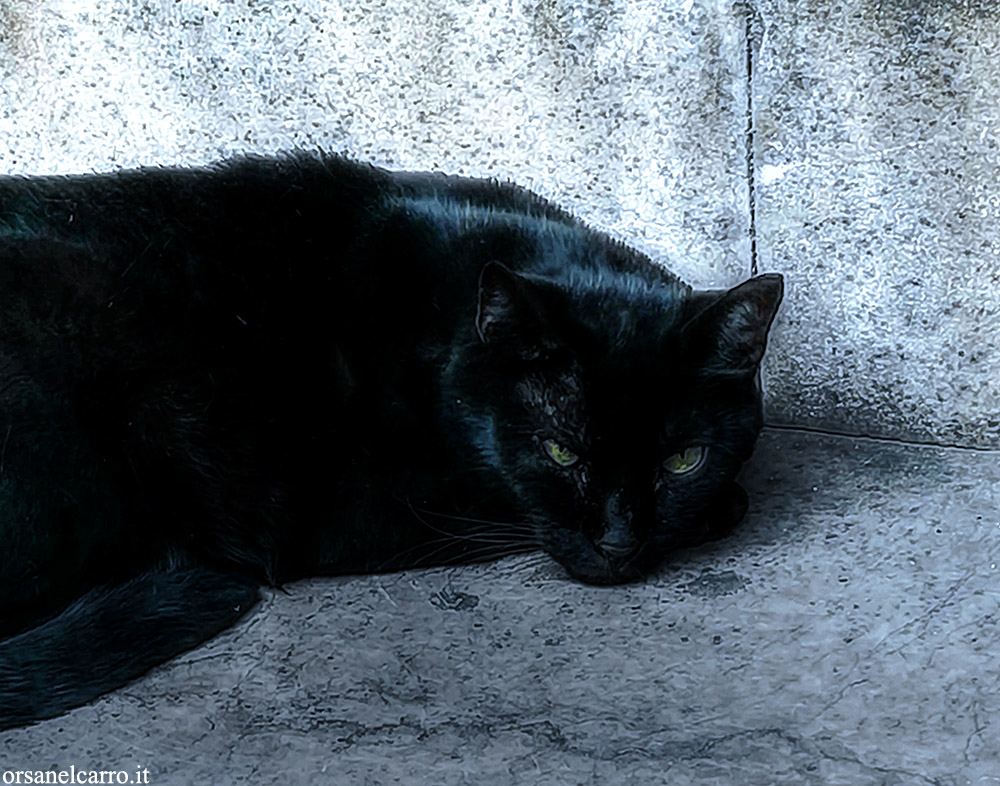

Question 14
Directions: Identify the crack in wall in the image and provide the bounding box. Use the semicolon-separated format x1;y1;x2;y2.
742;1;759;279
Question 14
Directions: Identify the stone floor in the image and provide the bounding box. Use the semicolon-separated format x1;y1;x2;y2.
1;428;998;785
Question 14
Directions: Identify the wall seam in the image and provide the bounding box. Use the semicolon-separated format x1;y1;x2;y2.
743;0;758;278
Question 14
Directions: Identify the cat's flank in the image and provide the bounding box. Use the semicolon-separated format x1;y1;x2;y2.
0;154;782;728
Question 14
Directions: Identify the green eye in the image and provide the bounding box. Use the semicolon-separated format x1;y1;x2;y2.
663;446;707;475
544;439;579;467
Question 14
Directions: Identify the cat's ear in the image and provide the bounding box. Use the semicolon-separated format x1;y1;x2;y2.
475;261;557;358
683;274;783;375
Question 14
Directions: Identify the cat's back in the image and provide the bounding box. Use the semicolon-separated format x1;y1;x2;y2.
0;154;384;268
0;152;640;295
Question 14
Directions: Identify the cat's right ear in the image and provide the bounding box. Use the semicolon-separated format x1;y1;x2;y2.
475;261;555;358
683;273;784;376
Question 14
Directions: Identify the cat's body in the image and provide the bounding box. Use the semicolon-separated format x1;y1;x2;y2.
0;153;781;728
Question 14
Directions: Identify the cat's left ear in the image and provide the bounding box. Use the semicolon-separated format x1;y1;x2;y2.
683;274;784;375
475;261;559;358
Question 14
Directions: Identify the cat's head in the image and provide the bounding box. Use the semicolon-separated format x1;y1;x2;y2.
452;261;783;585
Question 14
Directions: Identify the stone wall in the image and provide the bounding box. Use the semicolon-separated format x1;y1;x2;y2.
755;0;1000;448
2;0;997;447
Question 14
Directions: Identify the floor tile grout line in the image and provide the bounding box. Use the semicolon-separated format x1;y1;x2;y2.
762;422;1000;454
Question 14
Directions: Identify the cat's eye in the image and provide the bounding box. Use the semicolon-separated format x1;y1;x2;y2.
663;446;707;475
543;439;579;467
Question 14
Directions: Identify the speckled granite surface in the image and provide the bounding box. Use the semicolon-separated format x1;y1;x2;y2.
0;0;750;288
3;429;998;784
753;0;1000;447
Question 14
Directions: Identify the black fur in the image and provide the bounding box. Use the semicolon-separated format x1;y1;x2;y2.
0;568;258;727
0;153;782;727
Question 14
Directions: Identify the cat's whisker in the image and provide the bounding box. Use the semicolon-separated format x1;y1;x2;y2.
409;538;503;569
433;529;536;544
371;533;465;572
404;501;536;545
372;502;539;572
392;493;534;532
406;505;536;532
428;541;538;568
402;530;538;570
510;553;554;571
407;507;497;545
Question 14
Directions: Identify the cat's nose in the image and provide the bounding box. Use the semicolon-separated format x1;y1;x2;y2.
596;495;640;562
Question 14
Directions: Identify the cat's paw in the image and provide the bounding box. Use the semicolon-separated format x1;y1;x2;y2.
701;482;749;542
677;483;749;550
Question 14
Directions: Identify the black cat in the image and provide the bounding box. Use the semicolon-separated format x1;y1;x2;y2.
0;153;782;728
